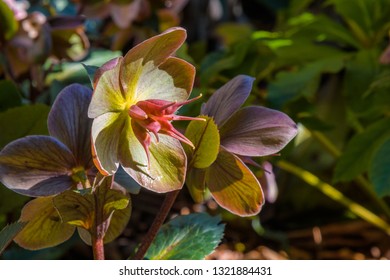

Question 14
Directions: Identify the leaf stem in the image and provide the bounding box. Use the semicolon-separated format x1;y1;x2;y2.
310;130;390;219
133;189;180;260
276;160;390;235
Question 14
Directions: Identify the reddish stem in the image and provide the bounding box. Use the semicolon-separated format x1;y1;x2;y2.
133;189;180;260
92;236;105;260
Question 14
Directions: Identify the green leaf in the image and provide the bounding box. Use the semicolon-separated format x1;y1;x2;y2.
14;197;75;250
53;186;129;230
268;55;345;108
327;0;390;45
81;63;99;87
0;104;50;149
369;139;390;197
53;176;130;244
334;118;390;182
45;49;122;86
0;222;27;255
0;1;18;41
0;80;22;112
342;49;381;117
184;116;220;169
145;213;224;260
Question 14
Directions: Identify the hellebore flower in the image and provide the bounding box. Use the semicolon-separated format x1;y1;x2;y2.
186;75;298;216
0;84;95;197
88;27;199;193
0;85;130;250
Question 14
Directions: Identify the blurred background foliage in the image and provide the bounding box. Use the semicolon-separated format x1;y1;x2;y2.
1;0;390;259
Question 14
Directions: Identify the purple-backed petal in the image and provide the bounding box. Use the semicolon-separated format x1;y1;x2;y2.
220;106;298;157
0;136;76;197
201;75;254;127
48;84;93;168
206;148;264;216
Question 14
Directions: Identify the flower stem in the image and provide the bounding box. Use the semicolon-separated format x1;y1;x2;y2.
92;190;105;260
133;189;180;260
310;130;390;219
92;236;105;260
276;160;390;235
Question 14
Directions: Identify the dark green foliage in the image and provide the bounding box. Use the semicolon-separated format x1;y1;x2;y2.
145;213;224;260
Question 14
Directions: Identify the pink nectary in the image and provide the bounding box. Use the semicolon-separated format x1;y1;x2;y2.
128;95;204;166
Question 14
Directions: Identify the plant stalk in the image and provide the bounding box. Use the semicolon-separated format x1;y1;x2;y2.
92;236;105;260
92;191;105;260
276;160;390;235
133;189;180;260
310;130;390;219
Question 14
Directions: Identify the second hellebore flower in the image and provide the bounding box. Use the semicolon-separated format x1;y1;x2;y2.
88;27;200;193
186;75;298;216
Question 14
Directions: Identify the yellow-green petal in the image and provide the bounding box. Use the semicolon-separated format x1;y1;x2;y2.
14;197;75;250
206;148;264;217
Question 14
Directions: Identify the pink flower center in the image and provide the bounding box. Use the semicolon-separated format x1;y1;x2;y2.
128;95;203;166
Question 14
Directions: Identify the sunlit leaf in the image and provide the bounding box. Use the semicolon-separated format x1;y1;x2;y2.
53;190;95;229
54;176;130;245
14;197;75;250
145;213;224;260
206;148;264;217
370;139;390;197
0;222;27;255
184;116;220;169
0;1;18;41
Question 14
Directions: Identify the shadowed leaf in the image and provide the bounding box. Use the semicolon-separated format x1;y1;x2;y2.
0;80;22;112
334;118;390;182
0;222;27;255
0;104;50;149
370;139;390;197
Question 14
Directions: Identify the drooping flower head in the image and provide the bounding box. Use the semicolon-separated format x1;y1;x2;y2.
88;27;200;193
186;75;298;216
